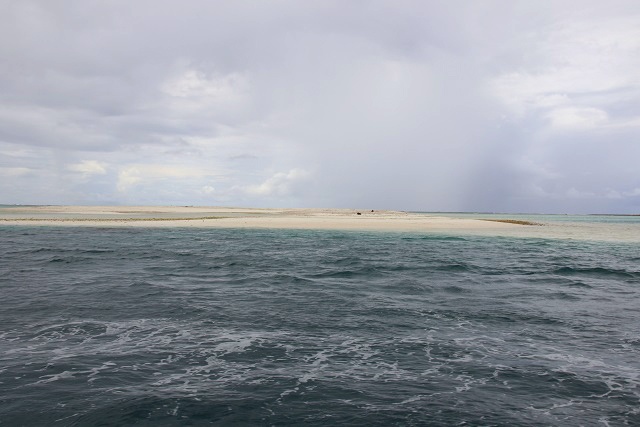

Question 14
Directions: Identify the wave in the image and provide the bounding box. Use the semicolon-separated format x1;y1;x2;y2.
2;226;639;425
553;266;639;280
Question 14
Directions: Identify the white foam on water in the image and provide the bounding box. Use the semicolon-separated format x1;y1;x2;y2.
298;350;330;383
86;361;117;383
54;412;81;423
549;400;576;410
35;370;75;384
540;352;607;368
397;395;424;404
337;338;378;360
168;402;179;417
598;416;612;427
279;386;299;399
213;338;255;355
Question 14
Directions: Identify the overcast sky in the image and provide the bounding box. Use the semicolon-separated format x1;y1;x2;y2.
1;1;639;213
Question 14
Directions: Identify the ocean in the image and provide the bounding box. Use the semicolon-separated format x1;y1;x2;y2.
1;221;639;425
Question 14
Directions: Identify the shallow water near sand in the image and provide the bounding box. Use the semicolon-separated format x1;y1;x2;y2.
417;212;640;243
1;225;639;426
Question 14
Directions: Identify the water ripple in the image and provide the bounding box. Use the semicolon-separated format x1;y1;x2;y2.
0;227;638;425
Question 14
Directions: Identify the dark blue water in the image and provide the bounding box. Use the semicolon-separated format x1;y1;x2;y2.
1;227;639;426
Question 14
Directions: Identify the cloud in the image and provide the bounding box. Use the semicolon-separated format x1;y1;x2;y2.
546;107;609;129
0;167;32;177
116;168;143;193
201;185;215;195
116;164;216;193
624;188;640;197
490;12;640;128
242;169;311;197
163;69;249;101
67;160;106;175
1;1;639;212
566;187;597;199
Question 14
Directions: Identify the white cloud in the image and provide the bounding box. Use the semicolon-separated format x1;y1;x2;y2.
201;185;215;195
116;164;215;192
161;69;250;115
242;169;310;197
67;160;106;175
163;70;248;99
546;107;609;129
116;167;142;192
490;14;640;123
0;167;32;177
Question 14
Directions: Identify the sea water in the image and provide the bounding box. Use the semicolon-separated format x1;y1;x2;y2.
0;224;639;425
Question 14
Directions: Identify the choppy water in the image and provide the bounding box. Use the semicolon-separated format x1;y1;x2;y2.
1;226;639;426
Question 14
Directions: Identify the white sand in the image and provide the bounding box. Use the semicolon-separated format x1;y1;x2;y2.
0;205;512;232
1;205;638;242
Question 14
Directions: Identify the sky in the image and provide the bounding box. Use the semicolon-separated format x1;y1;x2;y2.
1;0;639;213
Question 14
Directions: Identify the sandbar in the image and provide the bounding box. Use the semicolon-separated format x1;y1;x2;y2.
1;205;638;242
0;205;518;232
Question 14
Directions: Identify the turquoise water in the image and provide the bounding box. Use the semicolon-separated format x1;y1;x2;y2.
1;226;639;425
418;211;640;224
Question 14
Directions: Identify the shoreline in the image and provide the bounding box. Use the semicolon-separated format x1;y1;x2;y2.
0;205;537;235
0;205;515;232
1;205;638;242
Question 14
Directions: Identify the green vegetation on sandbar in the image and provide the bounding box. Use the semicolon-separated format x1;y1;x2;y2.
481;219;544;226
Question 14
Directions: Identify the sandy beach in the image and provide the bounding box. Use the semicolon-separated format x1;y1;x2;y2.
1;205;639;242
0;205;505;231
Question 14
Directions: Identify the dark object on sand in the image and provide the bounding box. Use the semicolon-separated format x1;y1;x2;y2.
356;212;361;215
